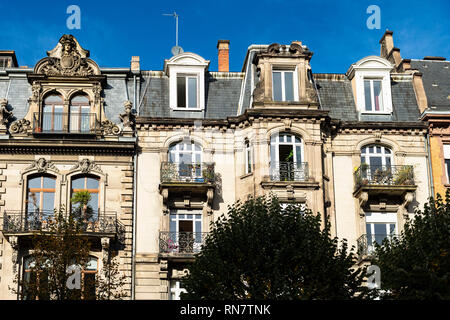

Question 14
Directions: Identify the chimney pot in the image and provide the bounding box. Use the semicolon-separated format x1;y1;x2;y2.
217;40;230;72
131;56;140;72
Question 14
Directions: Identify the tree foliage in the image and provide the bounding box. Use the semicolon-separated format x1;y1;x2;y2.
372;191;450;300
181;195;373;300
12;192;126;300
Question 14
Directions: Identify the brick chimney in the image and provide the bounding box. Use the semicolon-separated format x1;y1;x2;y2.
131;56;140;72
217;40;230;72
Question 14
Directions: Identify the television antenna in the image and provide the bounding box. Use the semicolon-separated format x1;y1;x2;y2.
163;11;184;56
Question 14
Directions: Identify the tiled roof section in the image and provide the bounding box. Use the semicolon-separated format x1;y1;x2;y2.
314;75;358;121
314;74;421;122
410;59;450;110
138;72;243;119
103;75;133;124
390;80;421;121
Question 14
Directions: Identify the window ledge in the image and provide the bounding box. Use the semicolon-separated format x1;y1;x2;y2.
171;107;204;112
360;111;392;115
240;172;253;180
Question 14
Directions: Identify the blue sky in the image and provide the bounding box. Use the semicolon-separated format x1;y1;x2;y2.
0;0;449;73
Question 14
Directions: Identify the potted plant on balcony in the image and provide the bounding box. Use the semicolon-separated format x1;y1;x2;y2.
394;165;413;185
355;163;370;186
202;165;215;183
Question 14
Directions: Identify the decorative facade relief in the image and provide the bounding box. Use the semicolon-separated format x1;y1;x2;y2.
24;158;59;174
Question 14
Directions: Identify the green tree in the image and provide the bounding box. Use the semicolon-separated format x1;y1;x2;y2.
181;195;374;300
12;192;127;300
371;191;450;299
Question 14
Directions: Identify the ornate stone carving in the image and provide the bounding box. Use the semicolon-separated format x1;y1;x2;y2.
25;158;59;173
119;100;135;134
101;237;110;262
0;99;13;133
289;42;303;54
100;120;121;136
267;43;281;54
70;158;104;174
35;34;100;77
9;119;31;134
358;191;369;217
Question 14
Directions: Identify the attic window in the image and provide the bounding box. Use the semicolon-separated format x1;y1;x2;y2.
177;75;198;108
272;69;298;102
364;79;384;112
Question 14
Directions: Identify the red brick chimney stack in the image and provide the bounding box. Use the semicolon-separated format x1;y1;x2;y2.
217;40;230;72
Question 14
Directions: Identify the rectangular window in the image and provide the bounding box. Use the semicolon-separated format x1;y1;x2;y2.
272;70;295;102
365;212;397;253
364;79;384;112
245;142;253;174
444;145;450;182
177;75;198;108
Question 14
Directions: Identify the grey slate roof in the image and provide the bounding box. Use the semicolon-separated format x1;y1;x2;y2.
0;69;131;125
315;75;421;122
138;72;242;119
410;59;450;110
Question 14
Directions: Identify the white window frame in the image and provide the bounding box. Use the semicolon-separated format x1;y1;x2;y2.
175;74;199;109
270;133;304;164
169;210;203;234
363;79;384;112
272;68;299;102
361;145;393;166
365;212;398;253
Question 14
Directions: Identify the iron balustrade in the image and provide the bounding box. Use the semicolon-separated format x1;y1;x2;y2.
33;112;98;134
354;165;414;190
159;231;209;254
357;234;398;258
2;210;119;234
270;162;309;181
160;162;215;183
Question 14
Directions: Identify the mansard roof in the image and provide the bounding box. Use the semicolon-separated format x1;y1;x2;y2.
410;59;450;110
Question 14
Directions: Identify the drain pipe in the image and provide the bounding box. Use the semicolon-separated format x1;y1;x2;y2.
426;131;434;198
131;71;138;300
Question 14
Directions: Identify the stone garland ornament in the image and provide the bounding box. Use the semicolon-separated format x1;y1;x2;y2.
70;158;104;175
9;119;31;134
25;158;60;173
100;119;121;136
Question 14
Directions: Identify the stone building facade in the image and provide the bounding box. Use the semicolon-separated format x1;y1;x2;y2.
0;30;444;300
0;35;136;299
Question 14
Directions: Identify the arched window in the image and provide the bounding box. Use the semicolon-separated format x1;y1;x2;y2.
27;174;56;213
270;133;306;181
361;144;392;167
69;94;91;133
168;140;202;181
42;94;63;132
71;175;100;219
244;139;253;174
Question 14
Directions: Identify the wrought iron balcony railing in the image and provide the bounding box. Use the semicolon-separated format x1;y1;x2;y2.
33;112;98;134
160;162;215;183
354;165;414;190
357;234;398;258
2;210;119;234
159;231;209;254
269;161;309;182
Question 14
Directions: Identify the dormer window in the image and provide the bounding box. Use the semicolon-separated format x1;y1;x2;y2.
272;69;297;102
364;79;384;112
346;56;394;115
177;74;198;108
164;52;210;111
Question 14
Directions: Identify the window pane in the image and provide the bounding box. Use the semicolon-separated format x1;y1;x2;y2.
188;77;197;108
170;218;177;233
44;95;63;103
177;77;186;108
86;258;98;271
89;193;99;214
42;192;55;212
72;178;84;189
446;159;450;181
86;177;99;189
273;72;282;101
71;95;89;104
28;177;41;189
54;107;63;131
28;192;40;212
284;72;294;101
43;177;55;189
295;146;302;163
373;80;383;111
364;80;372;111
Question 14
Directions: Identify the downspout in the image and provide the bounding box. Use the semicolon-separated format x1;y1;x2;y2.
131;72;138;300
426;131;434;198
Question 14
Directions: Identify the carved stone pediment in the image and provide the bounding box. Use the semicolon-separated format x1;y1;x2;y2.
34;34;100;77
25;158;59;174
9;119;31;135
70;158;104;175
100;120;121;136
